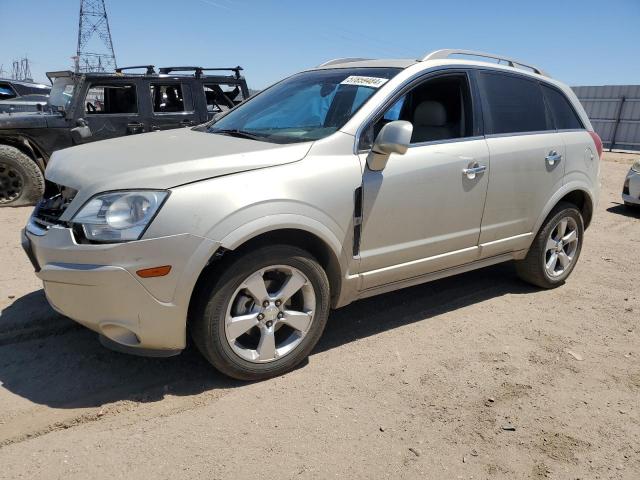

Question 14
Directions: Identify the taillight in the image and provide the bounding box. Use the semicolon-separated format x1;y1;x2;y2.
588;131;603;159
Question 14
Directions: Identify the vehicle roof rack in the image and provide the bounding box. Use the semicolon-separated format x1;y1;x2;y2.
159;66;244;79
317;58;371;67
421;49;548;77
115;65;156;75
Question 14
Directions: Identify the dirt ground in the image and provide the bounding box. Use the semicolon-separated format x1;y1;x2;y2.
0;153;638;479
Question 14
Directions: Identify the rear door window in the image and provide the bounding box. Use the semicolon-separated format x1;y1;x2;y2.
479;72;549;134
203;83;245;113
150;83;191;113
542;85;583;130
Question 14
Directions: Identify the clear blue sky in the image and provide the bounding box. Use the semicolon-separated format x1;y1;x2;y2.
1;0;638;89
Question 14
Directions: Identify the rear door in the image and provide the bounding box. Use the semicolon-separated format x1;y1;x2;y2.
148;79;199;131
541;84;597;192
81;80;144;142
477;71;565;257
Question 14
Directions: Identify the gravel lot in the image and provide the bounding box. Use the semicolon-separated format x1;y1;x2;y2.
0;153;638;479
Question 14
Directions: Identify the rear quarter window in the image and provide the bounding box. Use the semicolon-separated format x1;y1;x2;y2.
478;72;549;135
542;85;583;130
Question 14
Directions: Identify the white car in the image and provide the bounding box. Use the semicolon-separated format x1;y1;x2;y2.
623;159;640;207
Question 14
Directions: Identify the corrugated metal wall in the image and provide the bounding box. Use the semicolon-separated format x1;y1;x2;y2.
572;85;640;151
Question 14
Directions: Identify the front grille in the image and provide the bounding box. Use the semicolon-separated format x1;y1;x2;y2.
32;181;77;229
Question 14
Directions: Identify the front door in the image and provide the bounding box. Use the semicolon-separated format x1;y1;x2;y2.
357;73;490;289
81;80;145;142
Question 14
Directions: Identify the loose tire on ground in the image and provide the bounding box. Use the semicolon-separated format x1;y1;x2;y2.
516;201;584;289
0;145;44;206
191;245;330;381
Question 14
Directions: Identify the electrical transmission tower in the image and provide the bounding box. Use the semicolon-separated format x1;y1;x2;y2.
11;58;33;82
75;0;117;73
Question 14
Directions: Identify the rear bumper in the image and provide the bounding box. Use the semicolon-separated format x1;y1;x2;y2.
22;219;219;353
623;169;640;205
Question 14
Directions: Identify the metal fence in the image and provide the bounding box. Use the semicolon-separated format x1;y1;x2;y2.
572;85;640;152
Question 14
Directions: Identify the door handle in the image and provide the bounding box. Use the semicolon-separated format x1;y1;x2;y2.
126;122;144;134
462;163;487;180
545;151;562;166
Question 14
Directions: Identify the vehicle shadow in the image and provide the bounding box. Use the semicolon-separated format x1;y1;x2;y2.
607;203;640;219
0;262;534;409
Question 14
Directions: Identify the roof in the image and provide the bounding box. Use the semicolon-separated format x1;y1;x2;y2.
313;49;549;79
314;58;417;70
45;66;246;83
0;78;50;89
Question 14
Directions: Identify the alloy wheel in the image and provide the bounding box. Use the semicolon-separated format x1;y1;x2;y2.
224;265;316;363
544;216;579;277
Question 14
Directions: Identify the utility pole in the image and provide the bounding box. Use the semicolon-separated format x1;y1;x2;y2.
76;0;117;73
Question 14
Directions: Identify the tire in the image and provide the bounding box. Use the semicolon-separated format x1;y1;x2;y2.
516;202;584;289
0;145;44;206
191;245;330;381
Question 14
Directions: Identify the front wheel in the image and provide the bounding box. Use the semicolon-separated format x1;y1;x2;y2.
516;202;584;289
0;145;44;206
191;245;330;381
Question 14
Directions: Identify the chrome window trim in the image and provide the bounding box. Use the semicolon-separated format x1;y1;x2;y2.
406;135;486;149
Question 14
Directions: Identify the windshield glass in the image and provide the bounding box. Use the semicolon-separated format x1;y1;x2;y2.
48;77;75;110
208;68;401;144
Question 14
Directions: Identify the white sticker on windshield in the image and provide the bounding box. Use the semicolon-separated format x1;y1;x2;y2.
340;76;389;89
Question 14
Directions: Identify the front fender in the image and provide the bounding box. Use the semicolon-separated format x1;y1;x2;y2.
220;213;347;266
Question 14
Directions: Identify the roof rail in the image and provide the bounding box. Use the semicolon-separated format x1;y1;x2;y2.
115;65;156;75
421;49;548;77
159;66;244;79
317;58;371;67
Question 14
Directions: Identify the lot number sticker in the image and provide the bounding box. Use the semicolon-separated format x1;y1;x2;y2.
340;76;389;88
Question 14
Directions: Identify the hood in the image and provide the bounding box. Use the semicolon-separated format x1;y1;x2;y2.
46;127;313;207
0;111;49;129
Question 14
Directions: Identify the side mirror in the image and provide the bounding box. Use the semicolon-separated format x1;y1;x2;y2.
367;120;413;171
70;118;92;142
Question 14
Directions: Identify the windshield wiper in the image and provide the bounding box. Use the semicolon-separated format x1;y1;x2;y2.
211;128;266;141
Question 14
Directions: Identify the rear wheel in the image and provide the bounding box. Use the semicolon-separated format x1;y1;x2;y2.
516;202;584;289
191;245;330;380
0;145;44;206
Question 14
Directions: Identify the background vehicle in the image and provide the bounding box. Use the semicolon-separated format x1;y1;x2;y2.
23;50;601;380
622;159;640;208
0;78;51;114
0;66;249;206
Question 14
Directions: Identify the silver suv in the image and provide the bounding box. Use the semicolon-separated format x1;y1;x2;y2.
22;50;602;380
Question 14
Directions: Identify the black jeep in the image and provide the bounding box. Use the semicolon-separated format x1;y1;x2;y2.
0;65;249;206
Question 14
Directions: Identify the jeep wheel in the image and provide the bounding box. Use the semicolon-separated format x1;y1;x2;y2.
516;202;584;289
191;245;330;381
0;145;44;206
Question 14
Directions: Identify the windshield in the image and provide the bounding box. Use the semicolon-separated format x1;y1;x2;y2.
48;77;75;110
208;68;401;144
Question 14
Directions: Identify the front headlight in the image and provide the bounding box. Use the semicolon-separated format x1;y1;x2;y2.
72;190;168;242
632;159;640;173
